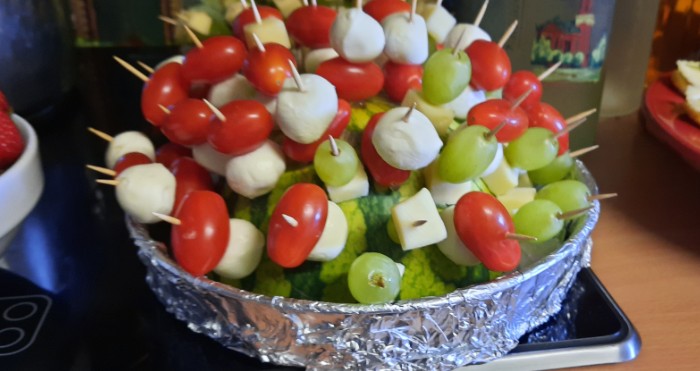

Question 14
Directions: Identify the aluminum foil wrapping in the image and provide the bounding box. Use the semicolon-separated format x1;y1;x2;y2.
127;161;600;370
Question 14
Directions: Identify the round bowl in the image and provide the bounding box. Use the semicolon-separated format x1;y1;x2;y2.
0;114;44;256
128;162;599;370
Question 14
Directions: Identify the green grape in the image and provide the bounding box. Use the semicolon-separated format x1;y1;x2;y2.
513;200;564;242
348;252;401;304
504;127;559;171
528;152;574;185
313;138;359;187
438;125;498;183
422;49;471;105
536;180;591;213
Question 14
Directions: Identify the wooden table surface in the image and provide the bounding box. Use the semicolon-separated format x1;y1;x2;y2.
565;112;700;370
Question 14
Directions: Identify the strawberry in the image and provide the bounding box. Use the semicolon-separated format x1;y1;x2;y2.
0;91;9;113
0;112;24;170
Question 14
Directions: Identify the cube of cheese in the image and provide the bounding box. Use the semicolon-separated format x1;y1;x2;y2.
402;89;455;138
421;4;457;44
326;165;369;203
244;17;291;49
423;159;478;206
482;157;518;196
273;0;304;18
391;188;447;251
497;187;536;215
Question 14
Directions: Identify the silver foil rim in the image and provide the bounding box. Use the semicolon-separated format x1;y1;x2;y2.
128;161;599;369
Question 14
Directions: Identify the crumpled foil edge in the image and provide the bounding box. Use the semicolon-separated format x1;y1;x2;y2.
127;161;600;370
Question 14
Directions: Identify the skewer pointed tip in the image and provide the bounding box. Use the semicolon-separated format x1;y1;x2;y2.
96;179;120;187
87;127;114;142
86;164;116;177
152;212;182;225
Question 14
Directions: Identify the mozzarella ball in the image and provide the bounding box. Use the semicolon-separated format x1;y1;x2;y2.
307;201;348;262
225;140;286;199
372;107;443;170
207;74;257;108
330;8;386;63
444;23;491;51
214;219;265;279
276;74;338;144
192;143;233;176
437;206;480;266
481;143;504;178
382;12;429;65
115;163;176;224
304;48;339;73
441;86;487;120
105;131;155;169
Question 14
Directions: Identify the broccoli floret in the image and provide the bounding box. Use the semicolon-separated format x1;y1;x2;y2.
399;248;456;300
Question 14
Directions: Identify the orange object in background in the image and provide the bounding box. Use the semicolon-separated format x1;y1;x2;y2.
647;0;700;84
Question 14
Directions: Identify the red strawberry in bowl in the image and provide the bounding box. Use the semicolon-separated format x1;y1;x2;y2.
0;112;24;170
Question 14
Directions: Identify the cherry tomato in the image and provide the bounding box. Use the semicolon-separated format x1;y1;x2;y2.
169;157;214;211
141;62;189;126
267;183;328;268
171;190;230;276
232;6;284;41
503;70;542;111
466;99;529;143
181;36;247;85
527;102;569;155
360;113;411;187
207;100;273;155
316;58;384;102
156;142;192;169
113;152;152;176
454;192;521;272
161;99;211;146
383;61;423;103
282;99;351;163
363;0;411;22
188;82;211;100
286;5;336;48
242;42;296;96
466;40;512;92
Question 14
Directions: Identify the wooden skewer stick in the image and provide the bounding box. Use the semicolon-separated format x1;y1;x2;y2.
402;102;417;122
251;0;262;24
557;205;594;220
412;220;428;227
288;59;305;92
282;214;299;227
588;193;618;202
485;119;508;140
452;26;469;56
137;61;154;74
158;15;178;25
510;87;533;110
87;127;114;142
356;0;362;10
203;99;226;121
86;165;116;177
241;0;249;9
152;212;182;225
311;0;317;6
328;135;340;156
113;56;149;83
158;104;171;115
569;144;599;158
474;0;489;28
410;0;417;22
498;19;518;48
437;0;443;7
505;233;538;242
538;60;562;81
302;0;308;6
96;179;120;186
183;25;203;48
252;33;266;53
554;117;586;139
565;108;597;125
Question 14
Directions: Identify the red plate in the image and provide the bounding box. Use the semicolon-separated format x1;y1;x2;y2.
643;75;700;171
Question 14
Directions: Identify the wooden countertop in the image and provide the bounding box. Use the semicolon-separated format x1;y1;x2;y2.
566;113;700;370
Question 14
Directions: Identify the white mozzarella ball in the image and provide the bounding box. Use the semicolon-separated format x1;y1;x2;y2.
192;143;234;176
382;12;429;65
441;86;487;120
105;131;155;169
480;143;503;178
437;206;480;266
155;55;184;70
214;219;265;279
115;163;176;224
444;23;491;51
371;107;443;170
421;4;457;44
275;74;338;144
330;8;386;63
253;92;278;116
307;201;348;262
207;74;257;108
304;48;339;73
225;140;286;199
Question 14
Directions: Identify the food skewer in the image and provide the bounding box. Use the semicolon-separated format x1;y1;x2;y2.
87;127;114;142
589;193;618;202
538;60;562;81
505;233;538;242
137;61;155;74
113;56;149;82
554;117;587;139
569;144;599;158
565;108;597;125
96;179;120;186
86;164;116;177
497;20;518;48
152;212;182;225
203;99;227;121
556;205;594;220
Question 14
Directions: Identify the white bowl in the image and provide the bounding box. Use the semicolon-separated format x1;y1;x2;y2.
0;114;44;256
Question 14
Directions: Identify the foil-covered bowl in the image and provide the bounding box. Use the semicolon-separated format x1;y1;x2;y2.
127;161;599;370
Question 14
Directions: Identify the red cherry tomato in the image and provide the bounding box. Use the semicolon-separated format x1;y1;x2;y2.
286;5;336;48
383;61;423;103
207;100;273;156
161;99;211;146
232;6;284;41
181;36;247;85
363;0;411;22
454;192;521;272
466;99;529;143
282;99;351;163
503;71;542;111
466;40;512;91
156;142;192;169
141;62;189;126
242;42;296;96
316;58;384;102
361;113;411;187
527;102;569;155
171;190;230;276
169;157;214;211
113;152;152;176
267;183;328;268
188;82;211;100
